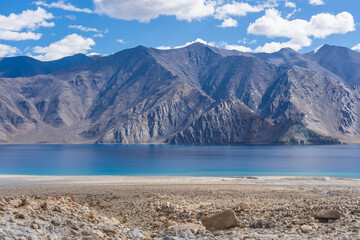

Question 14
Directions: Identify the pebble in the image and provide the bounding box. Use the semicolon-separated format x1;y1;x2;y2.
128;228;144;238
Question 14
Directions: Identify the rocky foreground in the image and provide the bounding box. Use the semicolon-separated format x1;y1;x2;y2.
0;178;360;239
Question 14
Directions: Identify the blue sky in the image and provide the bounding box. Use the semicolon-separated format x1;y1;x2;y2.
0;0;359;61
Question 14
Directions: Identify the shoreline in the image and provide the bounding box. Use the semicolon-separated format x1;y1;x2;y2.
0;175;359;187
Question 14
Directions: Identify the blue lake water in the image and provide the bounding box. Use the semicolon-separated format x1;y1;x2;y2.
0;144;359;178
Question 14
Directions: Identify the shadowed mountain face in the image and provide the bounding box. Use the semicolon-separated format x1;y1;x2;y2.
0;54;96;78
304;45;360;86
0;43;359;144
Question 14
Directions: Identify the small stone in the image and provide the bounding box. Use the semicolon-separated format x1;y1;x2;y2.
166;220;177;228
239;203;250;210
41;202;50;211
19;199;30;207
38;215;48;221
66;220;80;230
315;210;341;220
61;237;71;240
51;220;60;226
111;217;120;225
81;230;92;236
31;223;39;229
103;228;116;235
128;228;144;238
152;221;162;228
18;213;26;219
201;209;238;231
177;228;195;239
299;225;312;233
169;224;206;234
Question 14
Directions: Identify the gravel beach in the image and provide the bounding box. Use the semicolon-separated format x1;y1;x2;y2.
0;176;359;239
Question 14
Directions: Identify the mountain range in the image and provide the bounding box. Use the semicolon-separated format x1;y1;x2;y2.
0;43;359;144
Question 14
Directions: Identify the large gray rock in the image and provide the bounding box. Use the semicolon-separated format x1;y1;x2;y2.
315;210;341;220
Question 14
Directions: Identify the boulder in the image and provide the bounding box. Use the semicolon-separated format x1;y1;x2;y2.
201;209;238;231
315;210;341;220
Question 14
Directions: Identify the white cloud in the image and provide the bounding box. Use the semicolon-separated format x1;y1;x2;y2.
238;38;257;45
156;46;171;50
215;2;263;19
0;7;54;41
174;38;215;49
224;44;252;52
0;44;19;57
31;33;95;61
254;41;302;53
0;7;54;31
69;25;99;32
0;30;42;41
309;0;325;6
116;39;126;44
284;1;296;8
352;44;360;51
93;33;104;38
93;0;215;22
286;8;300;19
248;9;355;53
217;18;238;28
65;14;77;20
34;0;93;13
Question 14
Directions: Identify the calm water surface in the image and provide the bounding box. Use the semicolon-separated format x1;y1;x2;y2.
0;144;359;178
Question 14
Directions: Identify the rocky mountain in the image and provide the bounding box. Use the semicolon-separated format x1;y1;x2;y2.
304;44;360;86
0;43;359;144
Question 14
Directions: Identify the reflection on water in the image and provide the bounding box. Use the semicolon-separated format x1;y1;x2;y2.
0;144;359;177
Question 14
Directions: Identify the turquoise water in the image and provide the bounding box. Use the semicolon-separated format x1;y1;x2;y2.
0;144;359;178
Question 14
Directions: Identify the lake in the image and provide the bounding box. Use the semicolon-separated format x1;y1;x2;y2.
0;144;359;178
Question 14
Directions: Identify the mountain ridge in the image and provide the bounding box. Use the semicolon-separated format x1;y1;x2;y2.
0;43;359;144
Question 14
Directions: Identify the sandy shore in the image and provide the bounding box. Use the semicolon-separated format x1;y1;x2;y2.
0;176;360;239
1;175;359;187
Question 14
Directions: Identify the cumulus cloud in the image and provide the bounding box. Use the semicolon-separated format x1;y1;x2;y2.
93;0;215;22
0;7;54;41
34;0;93;13
215;2;263;19
309;0;325;6
352;44;360;52
224;44;252;52
0;44;19;57
284;1;296;8
156;46;171;50
69;25;99;32
248;9;355;53
217;18;238;28
31;33;95;61
0;30;42;41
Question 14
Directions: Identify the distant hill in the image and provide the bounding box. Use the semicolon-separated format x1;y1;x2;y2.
0;43;359;144
0;54;96;78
